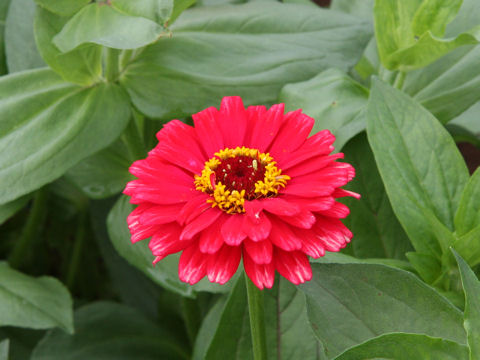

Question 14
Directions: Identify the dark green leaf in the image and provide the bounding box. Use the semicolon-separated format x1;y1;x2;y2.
0;262;73;333
0;195;31;225
301;262;466;359
453;250;480;359
335;333;468;360
30;302;188;360
34;0;90;16
4;0;45;72
34;7;103;86
0;339;8;360
66;140;132;199
53;3;168;52
279;69;369;151
0;68;130;204
342;133;413;260
366;78;469;257
0;0;11;75
0;328;45;360
120;2;371;119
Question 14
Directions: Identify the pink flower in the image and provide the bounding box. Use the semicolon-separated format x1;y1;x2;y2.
124;97;359;289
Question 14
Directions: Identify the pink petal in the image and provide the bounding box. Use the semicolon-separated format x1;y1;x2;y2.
148;222;191;260
179;242;208;285
297;229;326;258
180;208;222;240
139;203;184;226
268;216;302;251
243;249;275;290
199;215;227;254
207;245;241;284
317;201;350;219
243;239;273;264
281;182;335;198
129;158;193;185
244;200;264;224
278;210;316;229
124;179;195;205
284;153;344;178
274;249;312;285
217;97;247;148
333;188;361;199
177;193;211;225
281;195;335;212
221;214;247;246
313;217;352;252
193;106;225;158
262;197;300;216
127;205;163;243
245;210;272;242
247;103;285;152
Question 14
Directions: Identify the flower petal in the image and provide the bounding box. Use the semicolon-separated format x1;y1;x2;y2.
180;208;222;240
177;193;211;225
199;215;227;254
179;241;207;285
244;239;273;264
221;214;247;246
278;210;316;229
313;217;352;252
268;216;302;251
247;103;284;152
274;249;312;285
148;222;191;260
217;96;248;148
207;245;241;284
317;201;350;219
262;197;300;216
124;179;195;205
193;106;225;158
243;249;275;290
139;203;184;226
245;210;271;242
127;204;162;243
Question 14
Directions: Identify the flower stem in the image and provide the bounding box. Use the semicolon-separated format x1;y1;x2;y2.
245;272;268;360
104;47;120;82
8;188;48;269
393;71;406;90
66;210;88;290
181;297;201;347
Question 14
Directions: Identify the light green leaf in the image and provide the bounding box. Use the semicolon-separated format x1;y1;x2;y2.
34;7;103;86
53;3;167;52
111;0;173;25
374;0;478;71
453;250;480;359
0;339;8;360
170;0;196;24
106;196;233;298
0;0;11;75
0;68;131;205
30;302;188;360
335;333;468;360
0;195;31;225
455;168;480;236
450;102;480;135
301;263;466;359
0;262;73;333
279;68;369;151
34;0;90;16
342;133;413;260
366;78;469;257
331;0;373;23
4;0;45;72
454;225;480;267
120;2;372;119
66;140;133;199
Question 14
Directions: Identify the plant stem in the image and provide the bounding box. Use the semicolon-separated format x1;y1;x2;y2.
122;116;147;161
181;297;201;347
8;188;48;269
393;71;406;90
104;47;120;82
245;273;268;360
66;210;88;290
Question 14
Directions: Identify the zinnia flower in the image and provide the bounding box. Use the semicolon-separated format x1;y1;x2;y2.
124;97;359;289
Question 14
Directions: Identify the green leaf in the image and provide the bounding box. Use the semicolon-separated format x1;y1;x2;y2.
0;68;131;205
106;196;233;297
0;262;73;333
111;0;173;25
279;68;369;151
34;7;103;86
0;0;11;75
4;0;45;72
0;328;45;360
330;0;373;24
374;0;478;71
0;195;31;225
342;133;413;260
34;0;90;16
454;225;480;267
405;252;442;284
0;339;8;360
455;168;480;236
65;140;132;199
30;302;188;360
366;78;469;257
453;250;480;359
53;3;168;52
301;262;466;359
120;2;372;119
193;276;324;360
335;333;468;360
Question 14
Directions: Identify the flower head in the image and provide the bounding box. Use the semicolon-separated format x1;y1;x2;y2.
124;97;359;289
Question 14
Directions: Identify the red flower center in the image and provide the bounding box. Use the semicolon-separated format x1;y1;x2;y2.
213;155;266;199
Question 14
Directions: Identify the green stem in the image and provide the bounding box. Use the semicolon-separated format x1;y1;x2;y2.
104;47;120;82
122;116;147;161
393;71;406;90
66;210;88;290
8;188;48;269
181;297;201;347
245;273;268;360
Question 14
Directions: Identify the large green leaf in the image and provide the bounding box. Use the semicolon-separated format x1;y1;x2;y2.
120;2;371;119
34;7;103;86
366;78;469;257
111;0;173;25
193;276;324;360
330;0;373;24
0;339;8;360
34;0;90;16
374;0;478;71
455;168;480;236
334;333;468;360
53;3;168;52
279;68;368;151
342;133;413;260
453;250;480;359
300;263;466;359
0;262;73;333
30;302;188;360
0;195;30;225
4;0;45;72
107;196;232;297
66;140;133;199
0;68;130;205
0;0;11;75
